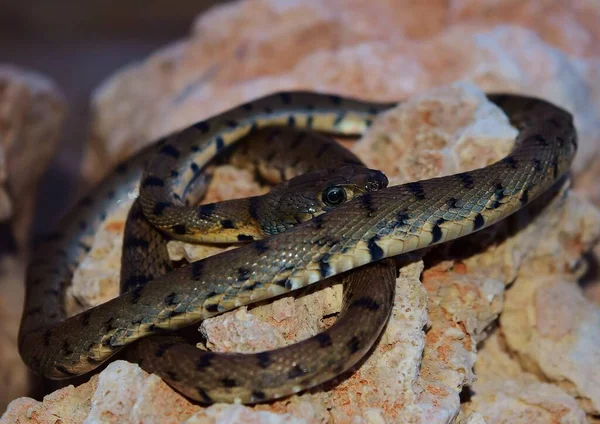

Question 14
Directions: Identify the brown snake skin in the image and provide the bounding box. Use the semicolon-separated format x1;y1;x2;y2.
18;91;577;404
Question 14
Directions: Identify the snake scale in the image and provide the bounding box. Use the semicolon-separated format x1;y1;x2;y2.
18;91;577;405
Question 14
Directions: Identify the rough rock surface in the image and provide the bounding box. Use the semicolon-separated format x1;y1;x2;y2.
6;0;600;422
0;66;66;413
0;65;66;251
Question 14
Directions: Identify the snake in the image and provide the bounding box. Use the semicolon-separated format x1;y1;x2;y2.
18;90;577;405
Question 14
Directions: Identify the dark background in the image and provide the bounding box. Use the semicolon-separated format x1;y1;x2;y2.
0;0;227;238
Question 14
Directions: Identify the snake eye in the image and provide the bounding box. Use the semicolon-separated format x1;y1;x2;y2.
323;185;347;206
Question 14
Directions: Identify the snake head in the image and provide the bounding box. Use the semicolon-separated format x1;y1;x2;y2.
260;165;388;234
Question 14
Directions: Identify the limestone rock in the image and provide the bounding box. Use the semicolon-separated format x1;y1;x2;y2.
0;65;66;251
466;333;589;424
84;1;600;187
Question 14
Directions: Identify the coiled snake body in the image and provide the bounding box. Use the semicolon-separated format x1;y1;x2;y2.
19;91;577;404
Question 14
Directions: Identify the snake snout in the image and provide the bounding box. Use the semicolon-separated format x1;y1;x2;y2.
365;169;388;192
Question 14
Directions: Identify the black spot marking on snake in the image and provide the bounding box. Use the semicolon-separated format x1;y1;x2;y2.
237;234;255;241
62;340;74;355
152;201;171;216
290;132;307;150
494;183;506;203
237;267;251;281
82;310;92;326
288;365;308;380
107;190;116;199
78;241;92;252
254;240;269;254
242;102;253;111
155;342;176;358
195;352;216;370
43;330;52;347
557;136;566;147
347;336;361;354
502;157;518;169
313;215;325;230
520;188;530;205
190;163;200;174
103;317;115;332
159;144;181;159
248;196;261;221
215;136;225;151
164;292;179;306
100;211;107;221
191;261;204;281
367;235;384;261
532;159;543;172
319;253;332;278
166;371;181;382
225;120;238;129
170;170;179;179
190;145;200;153
56;365;78;377
256;351;272;369
171;224;187;235
242;281;263;293
131;285;145;304
459;173;475;189
252;390;267;401
316;333;333;348
446;197;459;209
196;388;213;404
79;221;87;231
205;303;220;313
432;218;446;244
287;115;296;127
280;92;291;104
361;193;377;215
306;115;314;128
221;378;238;388
198;203;216;219
533;134;548;146
473;213;485;231
220;219;235;229
553;159;559;179
264;106;273;114
274;279;290;289
333;110;346;126
329;95;342;105
407;182;426;200
194;121;210;133
351;296;380;311
141;176;165;188
126;237;150;249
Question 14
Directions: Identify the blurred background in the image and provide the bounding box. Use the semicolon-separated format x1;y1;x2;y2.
0;0;227;238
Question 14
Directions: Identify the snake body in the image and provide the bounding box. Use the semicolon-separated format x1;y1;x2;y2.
19;91;577;404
